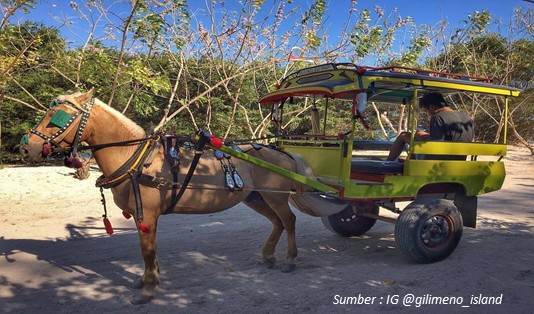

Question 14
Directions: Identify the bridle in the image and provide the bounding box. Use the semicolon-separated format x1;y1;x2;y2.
26;97;95;168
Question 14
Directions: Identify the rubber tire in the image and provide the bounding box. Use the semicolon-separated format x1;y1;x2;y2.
321;203;379;237
395;199;463;263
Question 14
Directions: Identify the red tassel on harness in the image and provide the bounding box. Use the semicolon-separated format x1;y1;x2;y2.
122;211;132;219
64;155;84;168
138;223;150;233
103;217;114;235
71;157;83;168
42;143;53;156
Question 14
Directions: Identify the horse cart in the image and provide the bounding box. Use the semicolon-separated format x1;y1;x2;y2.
19;62;520;303
222;62;521;263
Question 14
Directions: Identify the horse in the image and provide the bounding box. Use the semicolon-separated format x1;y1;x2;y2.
19;89;310;304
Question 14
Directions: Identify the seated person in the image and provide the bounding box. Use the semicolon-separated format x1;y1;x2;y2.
387;91;474;161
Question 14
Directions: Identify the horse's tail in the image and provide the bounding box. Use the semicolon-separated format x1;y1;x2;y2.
288;153;348;217
288;153;316;193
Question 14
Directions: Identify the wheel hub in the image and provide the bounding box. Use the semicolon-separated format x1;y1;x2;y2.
420;215;451;248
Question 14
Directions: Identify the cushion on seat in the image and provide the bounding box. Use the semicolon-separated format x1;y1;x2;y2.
351;159;404;174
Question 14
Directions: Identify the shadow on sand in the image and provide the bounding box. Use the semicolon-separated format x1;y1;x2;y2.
1;205;532;313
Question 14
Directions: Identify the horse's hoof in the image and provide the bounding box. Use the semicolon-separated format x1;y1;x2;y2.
131;292;153;305
264;256;276;269
281;263;296;273
132;277;144;290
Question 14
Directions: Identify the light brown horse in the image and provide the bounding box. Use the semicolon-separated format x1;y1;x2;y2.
19;90;308;304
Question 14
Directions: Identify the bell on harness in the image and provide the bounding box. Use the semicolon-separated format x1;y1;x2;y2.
214;150;235;190
169;146;178;158
163;131;181;175
225;153;244;190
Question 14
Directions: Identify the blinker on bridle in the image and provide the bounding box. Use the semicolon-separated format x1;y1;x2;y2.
23;97;95;168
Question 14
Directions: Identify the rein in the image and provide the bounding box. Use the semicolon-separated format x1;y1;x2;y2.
71;137;155;152
222;135;278;146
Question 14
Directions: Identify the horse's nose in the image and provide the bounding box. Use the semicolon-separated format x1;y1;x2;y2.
19;145;29;160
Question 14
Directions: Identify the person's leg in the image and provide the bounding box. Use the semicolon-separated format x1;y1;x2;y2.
387;132;410;161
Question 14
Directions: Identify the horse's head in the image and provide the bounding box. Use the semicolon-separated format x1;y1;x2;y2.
19;89;95;166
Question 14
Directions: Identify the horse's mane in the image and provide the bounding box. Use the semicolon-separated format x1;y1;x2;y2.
58;91;146;137
93;98;146;137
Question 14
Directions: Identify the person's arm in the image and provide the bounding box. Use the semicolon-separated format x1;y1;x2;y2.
414;130;430;140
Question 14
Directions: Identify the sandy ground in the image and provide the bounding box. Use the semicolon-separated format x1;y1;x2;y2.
0;146;533;314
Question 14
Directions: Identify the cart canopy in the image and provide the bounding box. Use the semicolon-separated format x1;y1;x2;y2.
259;63;521;105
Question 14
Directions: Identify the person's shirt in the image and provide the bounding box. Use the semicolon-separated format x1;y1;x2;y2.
425;110;474;160
429;110;474;142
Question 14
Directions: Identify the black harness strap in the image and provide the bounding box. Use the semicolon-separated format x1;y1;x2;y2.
70;97;95;157
163;131;211;215
96;138;158;226
163;131;182;211
95;140;154;189
129;172;144;223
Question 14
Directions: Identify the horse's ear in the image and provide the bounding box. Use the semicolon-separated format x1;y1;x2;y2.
74;88;94;107
57;89;95;109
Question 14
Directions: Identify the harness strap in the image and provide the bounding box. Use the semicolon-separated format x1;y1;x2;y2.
30;111;81;142
162;131;211;215
95;139;154;188
78;137;158;152
134;177;299;194
70;97;95;157
163;132;182;210
137;173;180;189
129;172;144;223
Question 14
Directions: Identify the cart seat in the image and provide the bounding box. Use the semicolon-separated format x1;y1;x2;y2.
351;159;404;174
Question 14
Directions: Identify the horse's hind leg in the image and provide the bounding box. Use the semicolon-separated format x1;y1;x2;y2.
244;191;297;273
260;192;297;273
131;213;160;305
243;192;284;269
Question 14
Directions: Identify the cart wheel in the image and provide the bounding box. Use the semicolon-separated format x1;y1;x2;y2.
395;199;463;263
321;202;379;237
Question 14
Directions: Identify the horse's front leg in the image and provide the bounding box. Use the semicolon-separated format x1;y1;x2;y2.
131;214;160;305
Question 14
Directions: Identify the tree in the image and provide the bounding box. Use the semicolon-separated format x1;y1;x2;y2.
0;0;36;29
0;22;71;156
1;1;532;163
1;0;37;152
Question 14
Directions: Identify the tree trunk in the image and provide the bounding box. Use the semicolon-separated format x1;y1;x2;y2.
108;0;141;107
398;105;406;132
509;116;534;156
371;102;389;139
